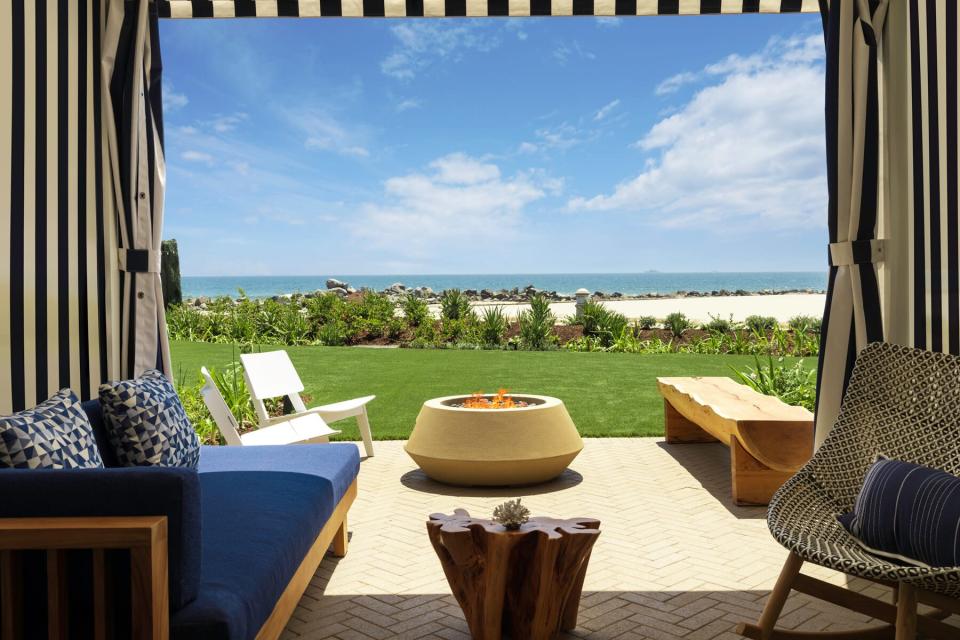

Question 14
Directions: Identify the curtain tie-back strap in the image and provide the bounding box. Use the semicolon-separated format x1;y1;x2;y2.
119;248;161;273
829;239;885;266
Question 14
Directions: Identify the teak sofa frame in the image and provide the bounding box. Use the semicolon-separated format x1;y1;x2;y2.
0;478;356;640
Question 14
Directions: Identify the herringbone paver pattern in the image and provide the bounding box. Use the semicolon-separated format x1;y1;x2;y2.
280;439;919;639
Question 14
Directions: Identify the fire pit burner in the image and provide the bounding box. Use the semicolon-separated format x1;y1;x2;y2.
443;389;542;409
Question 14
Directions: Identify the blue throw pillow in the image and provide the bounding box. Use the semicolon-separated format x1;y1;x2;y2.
839;456;960;568
0;389;104;469
99;369;200;469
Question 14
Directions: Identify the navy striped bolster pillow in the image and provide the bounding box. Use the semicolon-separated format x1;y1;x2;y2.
838;457;960;568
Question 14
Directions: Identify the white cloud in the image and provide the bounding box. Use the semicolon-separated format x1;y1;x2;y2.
181;150;213;164
429;153;501;184
396;98;422;112
596;17;622;28
552;40;596;65
163;81;188;112
594;99;621;121
350;153;555;256
655;33;824;96
504;20;528;41
569;34;826;229
208;113;248;133
382;22;501;80
284;108;370;158
655;72;698;96
519;122;595;154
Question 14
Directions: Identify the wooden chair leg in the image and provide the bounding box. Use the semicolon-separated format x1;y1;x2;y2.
895;583;917;640
357;408;374;458
757;552;804;639
331;517;348;557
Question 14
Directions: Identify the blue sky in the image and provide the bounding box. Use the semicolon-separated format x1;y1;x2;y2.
160;14;826;276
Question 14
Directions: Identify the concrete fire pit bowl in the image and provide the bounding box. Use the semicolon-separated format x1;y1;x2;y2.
404;394;583;486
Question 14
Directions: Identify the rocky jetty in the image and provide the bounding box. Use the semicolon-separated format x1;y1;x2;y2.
184;279;824;309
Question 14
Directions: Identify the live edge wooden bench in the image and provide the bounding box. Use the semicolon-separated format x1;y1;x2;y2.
656;377;814;506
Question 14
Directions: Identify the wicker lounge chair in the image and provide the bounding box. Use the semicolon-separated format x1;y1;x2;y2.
738;343;960;640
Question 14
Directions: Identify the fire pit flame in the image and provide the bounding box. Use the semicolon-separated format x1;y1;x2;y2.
456;389;528;409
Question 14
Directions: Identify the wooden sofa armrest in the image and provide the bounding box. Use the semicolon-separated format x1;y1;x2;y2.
0;516;169;640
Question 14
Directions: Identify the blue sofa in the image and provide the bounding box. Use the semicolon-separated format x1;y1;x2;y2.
0;399;361;639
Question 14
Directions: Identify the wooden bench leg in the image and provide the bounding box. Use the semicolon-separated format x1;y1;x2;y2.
663;400;718;444
730;437;794;506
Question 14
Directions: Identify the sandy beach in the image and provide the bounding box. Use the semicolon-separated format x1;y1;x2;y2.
430;293;826;323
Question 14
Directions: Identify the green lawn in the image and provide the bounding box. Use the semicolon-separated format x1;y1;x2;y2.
170;341;813;441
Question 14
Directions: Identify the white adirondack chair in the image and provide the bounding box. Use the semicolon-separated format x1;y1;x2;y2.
199;367;339;446
239;350;376;457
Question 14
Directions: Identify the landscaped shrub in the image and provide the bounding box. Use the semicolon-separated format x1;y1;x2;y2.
701;314;734;334
440;289;472;321
441;317;478;345
574;301;628;348
518;295;556;350
174;369;222;445
165;291;822;357
745;315;778;333
788;314;822;334
663;312;692;338
564;336;605;352
731;356;816;411
305;292;344;327
401;295;430;327
479;306;509;347
636;315;658;330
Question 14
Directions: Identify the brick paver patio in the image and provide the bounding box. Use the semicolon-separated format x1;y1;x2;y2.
282;438;895;639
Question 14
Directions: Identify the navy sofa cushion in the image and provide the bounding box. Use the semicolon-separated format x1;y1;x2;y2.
171;444;360;640
839;457;960;567
0;466;202;610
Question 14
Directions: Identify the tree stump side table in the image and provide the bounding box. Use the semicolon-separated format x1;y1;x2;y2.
427;509;601;640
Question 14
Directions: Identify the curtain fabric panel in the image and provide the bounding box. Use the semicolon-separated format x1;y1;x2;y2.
814;0;887;447
0;0;117;415
103;0;171;380
883;1;960;356
157;0;819;18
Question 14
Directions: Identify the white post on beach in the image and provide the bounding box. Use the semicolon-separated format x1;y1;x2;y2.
575;288;590;318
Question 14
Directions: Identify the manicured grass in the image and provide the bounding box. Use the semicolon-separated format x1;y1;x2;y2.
170;341;814;441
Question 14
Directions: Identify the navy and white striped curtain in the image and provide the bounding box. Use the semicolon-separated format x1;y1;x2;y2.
0;0;117;415
103;0;171;380
883;1;960;357
0;0;167;414
814;0;887;446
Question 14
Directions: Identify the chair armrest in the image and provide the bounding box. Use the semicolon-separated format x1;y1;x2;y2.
0;467;201;610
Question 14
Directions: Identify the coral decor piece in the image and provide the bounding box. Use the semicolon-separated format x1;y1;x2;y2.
492;498;531;530
427;509;601;640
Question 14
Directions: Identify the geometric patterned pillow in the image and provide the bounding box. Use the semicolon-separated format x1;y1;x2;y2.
98;369;200;469
0;389;105;469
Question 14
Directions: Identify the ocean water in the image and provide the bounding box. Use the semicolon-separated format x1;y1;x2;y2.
182;272;827;299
